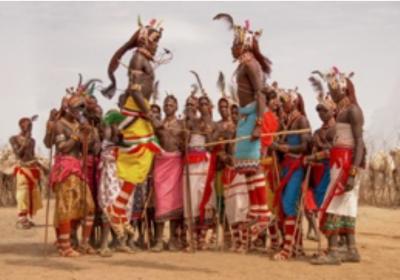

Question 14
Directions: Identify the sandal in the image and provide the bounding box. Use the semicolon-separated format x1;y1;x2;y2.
340;250;361;263
60;248;81;257
98;248;113;258
310;253;341;265
78;244;97;255
272;249;291;261
16;220;31;230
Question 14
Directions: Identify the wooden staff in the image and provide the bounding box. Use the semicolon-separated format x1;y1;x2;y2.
192;129;311;148
81;127;90;219
215;176;222;251
140;183;153;250
221;167;232;252
293;164;312;257
43;131;54;258
183;118;195;252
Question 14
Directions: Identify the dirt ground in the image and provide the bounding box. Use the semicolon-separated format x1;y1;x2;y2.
1;203;400;280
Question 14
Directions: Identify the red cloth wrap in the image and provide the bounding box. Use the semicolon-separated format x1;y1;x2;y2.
198;147;219;224
49;155;87;190
261;111;279;147
273;155;303;219
14;166;41;217
85;155;100;208
305;163;324;211
319;147;353;226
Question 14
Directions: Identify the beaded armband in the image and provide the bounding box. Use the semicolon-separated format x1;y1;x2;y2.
70;134;80;142
55;134;66;144
130;83;142;92
349;166;358;177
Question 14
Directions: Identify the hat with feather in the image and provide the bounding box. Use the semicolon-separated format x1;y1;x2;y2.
309;74;336;112
213;13;272;75
101;16;163;99
213;13;263;50
312;66;354;95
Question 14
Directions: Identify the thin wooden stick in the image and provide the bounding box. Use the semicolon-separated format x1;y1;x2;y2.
141;184;153;250
293;165;311;257
43;138;54;258
192;129;311;148
183;120;196;253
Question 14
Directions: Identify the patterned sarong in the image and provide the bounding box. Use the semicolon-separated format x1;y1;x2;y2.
50;155;95;226
154;151;184;222
86;155;100;209
310;159;330;209
234;102;260;174
14;163;43;217
274;154;304;218
222;167;249;225
130;181;150;222
319;123;359;235
261;156;279;215
183;135;215;227
98;142;121;210
116;96;162;185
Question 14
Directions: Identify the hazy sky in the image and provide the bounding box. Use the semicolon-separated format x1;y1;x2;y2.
1;2;400;154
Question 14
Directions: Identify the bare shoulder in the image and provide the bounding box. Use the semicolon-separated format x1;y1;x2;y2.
313;128;322;137
54;119;66;134
243;57;261;72
297;115;310;129
348;104;364;124
9;135;18;144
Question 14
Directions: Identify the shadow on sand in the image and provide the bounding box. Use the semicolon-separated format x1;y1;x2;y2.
4;258;86;271
92;258;218;274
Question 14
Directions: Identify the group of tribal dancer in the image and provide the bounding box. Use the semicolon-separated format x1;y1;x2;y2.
9;13;366;266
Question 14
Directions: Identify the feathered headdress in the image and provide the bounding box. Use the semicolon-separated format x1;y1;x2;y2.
279;87;299;105
185;83;199;107
137;16;164;46
228;84;239;106
213;13;263;49
190;70;207;97
18;115;38;127
217;71;227;98
312;67;354;94
309;74;336;112
217;71;237;107
102;16;164;99
213;13;272;75
66;73;102;98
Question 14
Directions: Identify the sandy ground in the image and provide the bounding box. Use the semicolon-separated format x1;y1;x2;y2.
1;203;400;280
